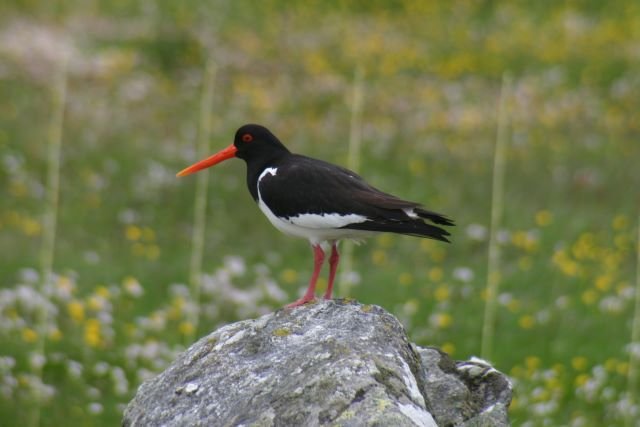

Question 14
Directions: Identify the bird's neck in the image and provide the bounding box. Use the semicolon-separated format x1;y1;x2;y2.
245;153;289;202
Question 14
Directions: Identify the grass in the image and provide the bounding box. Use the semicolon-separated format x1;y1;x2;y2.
32;51;67;427
338;65;365;298
627;214;640;426
1;1;639;426
481;72;511;361
185;58;217;343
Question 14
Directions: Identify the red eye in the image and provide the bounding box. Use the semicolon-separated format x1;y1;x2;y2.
242;133;253;143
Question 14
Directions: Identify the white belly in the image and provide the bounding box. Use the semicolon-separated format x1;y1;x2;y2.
257;199;374;244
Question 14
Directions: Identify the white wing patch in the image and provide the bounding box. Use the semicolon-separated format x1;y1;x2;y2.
287;212;368;229
403;207;418;219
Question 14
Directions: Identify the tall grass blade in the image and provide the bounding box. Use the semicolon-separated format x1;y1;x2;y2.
33;56;68;427
480;72;512;360
339;66;364;298
627;214;640;425
186;59;217;342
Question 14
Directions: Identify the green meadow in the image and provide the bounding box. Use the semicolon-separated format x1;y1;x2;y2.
1;1;639;425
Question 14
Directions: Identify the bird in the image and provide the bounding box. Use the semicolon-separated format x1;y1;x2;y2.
177;124;454;308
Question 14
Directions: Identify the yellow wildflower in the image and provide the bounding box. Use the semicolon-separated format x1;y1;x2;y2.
303;52;331;75
441;342;455;355
146;244;160;260
572;233;597;261
67;300;85;323
87;296;105;311
169;296;188;320
280;269;298;284
612;214;628;230
179;321;195;336
510;397;518;409
434;286;450;302
428;267;443;282
123;277;144;297
507;299;521;313
575;374;589;387
56;276;74;293
525;356;541;371
535;210;553;227
518;315;535;329
594;275;612;292
552;249;581;277
22;218;41;236
435;313;453;329
22;328;38;343
604;358;618;372
125;225;141;241
544;375;561;390
511;231;528;249
605;252;622;271
84;318;102;348
371;250;387;266
49;328;62;342
616;361;629;375
96;286;110;299
571;356;588;371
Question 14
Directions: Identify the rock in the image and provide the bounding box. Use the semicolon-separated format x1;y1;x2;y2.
123;299;511;426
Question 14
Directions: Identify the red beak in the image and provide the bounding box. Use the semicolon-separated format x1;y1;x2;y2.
176;144;238;177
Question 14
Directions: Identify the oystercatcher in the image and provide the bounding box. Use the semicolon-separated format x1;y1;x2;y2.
178;124;454;307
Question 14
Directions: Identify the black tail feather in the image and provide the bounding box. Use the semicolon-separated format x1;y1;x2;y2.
342;219;452;243
415;208;455;227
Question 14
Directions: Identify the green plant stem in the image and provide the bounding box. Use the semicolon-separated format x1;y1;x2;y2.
627;214;640;426
33;56;68;427
186;59;217;343
338;66;364;298
480;72;512;361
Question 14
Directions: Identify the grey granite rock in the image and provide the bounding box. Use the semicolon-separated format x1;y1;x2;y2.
123;299;511;426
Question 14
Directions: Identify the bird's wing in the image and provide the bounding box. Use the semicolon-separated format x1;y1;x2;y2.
258;155;453;241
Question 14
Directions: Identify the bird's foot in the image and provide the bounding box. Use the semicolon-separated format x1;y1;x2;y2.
285;295;317;308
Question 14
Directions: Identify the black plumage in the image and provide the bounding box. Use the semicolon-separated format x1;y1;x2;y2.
256;154;453;242
177;123;454;307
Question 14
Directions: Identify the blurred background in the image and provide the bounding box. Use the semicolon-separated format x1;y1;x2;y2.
1;1;639;425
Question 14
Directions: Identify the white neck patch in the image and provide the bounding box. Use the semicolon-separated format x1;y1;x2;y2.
258;167;278;182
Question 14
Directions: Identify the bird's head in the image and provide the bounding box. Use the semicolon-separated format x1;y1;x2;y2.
176;124;289;177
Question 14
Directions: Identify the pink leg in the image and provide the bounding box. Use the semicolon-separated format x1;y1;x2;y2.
286;244;325;308
323;242;339;300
